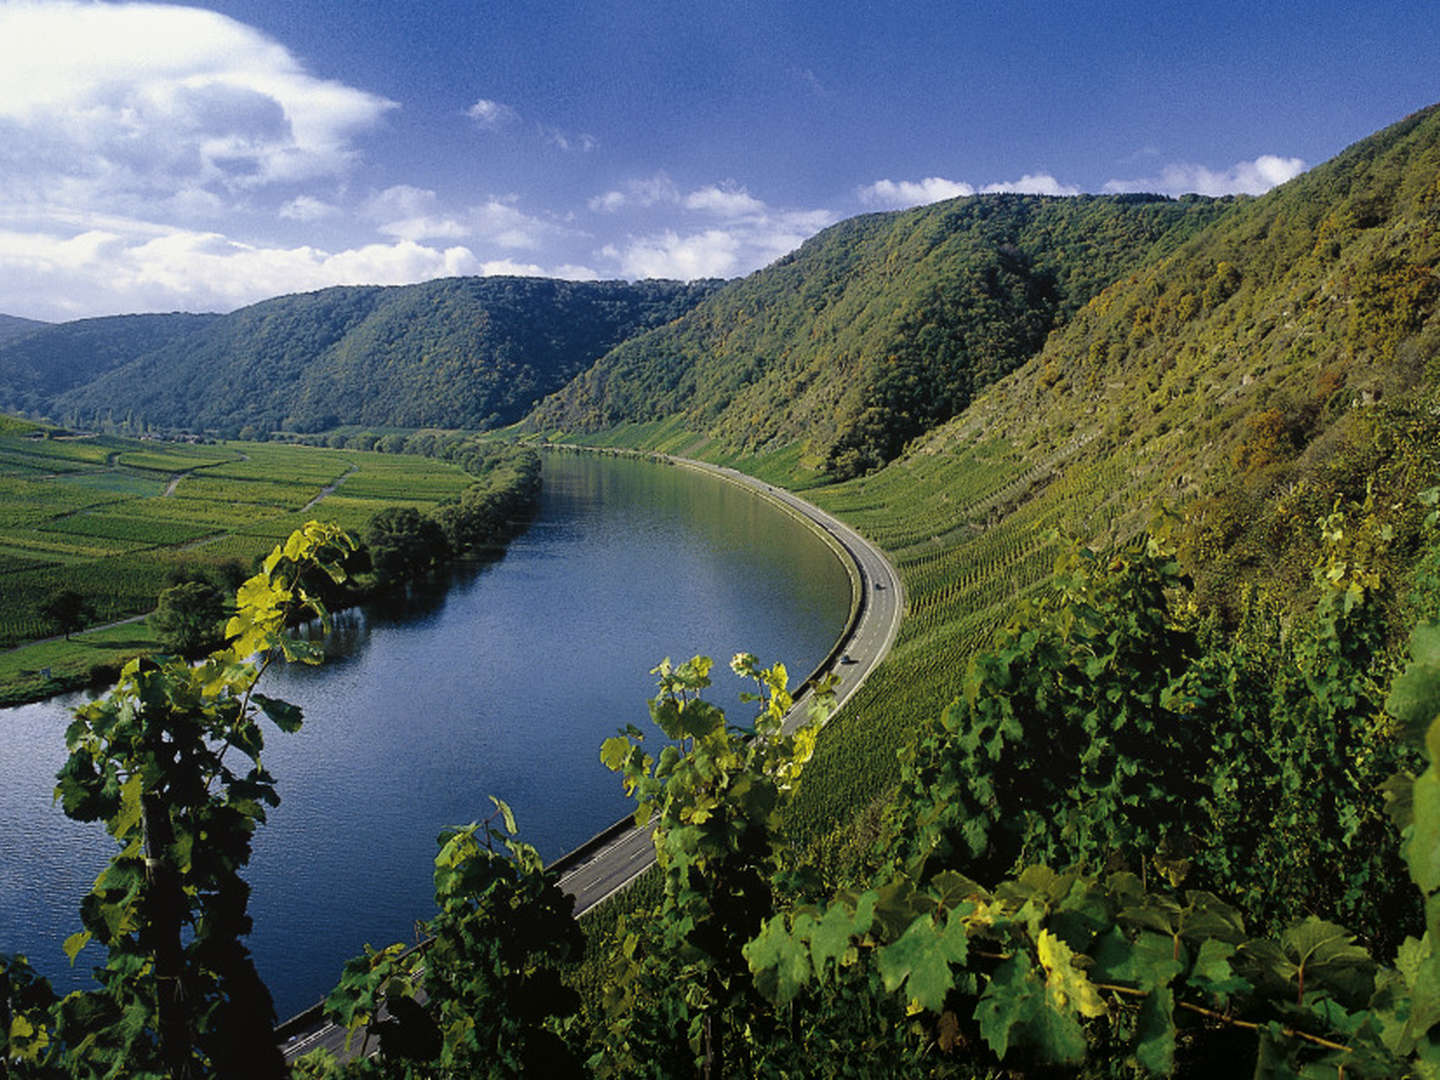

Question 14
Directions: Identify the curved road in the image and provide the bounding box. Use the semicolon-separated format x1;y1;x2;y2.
550;457;904;912
279;454;904;1064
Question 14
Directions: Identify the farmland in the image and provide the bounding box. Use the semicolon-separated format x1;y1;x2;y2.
0;427;472;702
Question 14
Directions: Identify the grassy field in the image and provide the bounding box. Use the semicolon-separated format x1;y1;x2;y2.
0;429;472;702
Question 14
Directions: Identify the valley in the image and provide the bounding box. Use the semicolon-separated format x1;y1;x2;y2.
3;101;1440;1076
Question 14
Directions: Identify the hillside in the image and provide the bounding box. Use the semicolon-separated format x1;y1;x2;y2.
0;313;219;416
0;313;49;346
27;277;718;435
780;102;1440;842
524;193;1232;476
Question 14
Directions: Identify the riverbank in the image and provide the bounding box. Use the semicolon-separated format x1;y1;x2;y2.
0;444;541;709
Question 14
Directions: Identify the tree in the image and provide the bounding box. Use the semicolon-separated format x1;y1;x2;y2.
150;579;227;656
38;588;94;640
364;506;447;584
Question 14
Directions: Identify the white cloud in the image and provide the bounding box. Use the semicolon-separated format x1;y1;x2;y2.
0;223;488;319
467;98;518;128
476;258;546;277
0;0;395;212
859;172;1082;208
858;177;976;208
684;184;767;218
1103;154;1307;197
541;125;598;153
980;173;1081;196
594;177;834;280
279;195;339;221
588;173;680;213
617;229;741;279
363;187;558;248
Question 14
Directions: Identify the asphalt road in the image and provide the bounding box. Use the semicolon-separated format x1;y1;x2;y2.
278;454;904;1065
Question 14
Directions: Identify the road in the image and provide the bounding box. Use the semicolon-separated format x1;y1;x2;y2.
548;458;904;914
278;453;904;1065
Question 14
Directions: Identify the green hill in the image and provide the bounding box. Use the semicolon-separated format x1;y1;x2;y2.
780;101;1440;845
0;313;50;346
0;313;219;416
524;192;1232;476
32;277;718;436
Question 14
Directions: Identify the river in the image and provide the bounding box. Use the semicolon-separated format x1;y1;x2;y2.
0;452;852;1017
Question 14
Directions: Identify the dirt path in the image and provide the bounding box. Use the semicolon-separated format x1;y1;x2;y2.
300;465;357;512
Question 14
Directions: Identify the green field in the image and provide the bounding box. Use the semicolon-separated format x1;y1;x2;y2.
0;432;472;673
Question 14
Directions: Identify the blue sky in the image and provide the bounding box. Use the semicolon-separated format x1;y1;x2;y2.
0;0;1435;321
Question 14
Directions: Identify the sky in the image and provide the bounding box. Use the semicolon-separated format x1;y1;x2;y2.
0;0;1435;322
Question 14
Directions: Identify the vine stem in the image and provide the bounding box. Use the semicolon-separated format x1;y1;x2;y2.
1093;982;1353;1054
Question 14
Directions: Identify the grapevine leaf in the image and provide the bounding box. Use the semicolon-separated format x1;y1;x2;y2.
1091;928;1182;992
1410;750;1440;900
877;914;957;1011
1188;938;1250;1000
1387;622;1440;744
810;900;870;975
599;736;632;772
63;931;92;965
1037;929;1106;1018
252;693;304;734
975;954;1042;1060
1134;985;1175;1076
744;916;813;1005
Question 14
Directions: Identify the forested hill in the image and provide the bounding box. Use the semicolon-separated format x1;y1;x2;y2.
522;193;1232;476
0;312;50;346
7;276;718;436
0;313;222;417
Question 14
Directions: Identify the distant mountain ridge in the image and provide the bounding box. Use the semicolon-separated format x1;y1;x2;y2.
1;277;718;435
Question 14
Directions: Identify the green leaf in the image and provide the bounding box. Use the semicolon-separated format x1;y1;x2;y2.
877;914;958;1011
1388;622;1440;743
63;930;92;965
744;915;813;1005
1091;928;1181;992
488;796;518;836
252;692;304;733
1134;986;1175;1076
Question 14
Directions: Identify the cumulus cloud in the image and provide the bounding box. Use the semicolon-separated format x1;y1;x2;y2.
615;230;742;279
591;176;834;279
467;98;518;128
0;222;484;319
361;186;561;248
981;173;1081;196
0;0;395;213
279;195;340;222
1103;154;1307;197
684;184;767;218
0;212;609;320
858;177;976;208
858;173;1081;208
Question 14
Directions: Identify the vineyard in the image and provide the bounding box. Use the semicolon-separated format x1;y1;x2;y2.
0;427;473;703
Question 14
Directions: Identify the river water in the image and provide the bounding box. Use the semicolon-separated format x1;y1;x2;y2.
0;452;851;1017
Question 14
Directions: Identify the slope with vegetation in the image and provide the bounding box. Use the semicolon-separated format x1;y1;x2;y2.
525;193;1231;477
0;313;221;417
0;276;717;437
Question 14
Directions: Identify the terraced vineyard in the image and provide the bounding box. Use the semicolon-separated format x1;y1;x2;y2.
0;428;472;702
779;422;1136;851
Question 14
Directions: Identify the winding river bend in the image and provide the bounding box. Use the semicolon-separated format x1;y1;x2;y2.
0;452;852;1017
